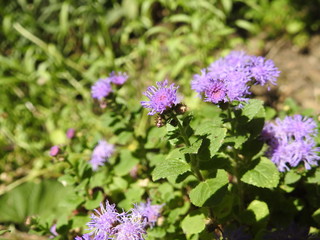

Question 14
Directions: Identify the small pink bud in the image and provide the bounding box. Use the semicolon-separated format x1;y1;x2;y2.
50;145;60;156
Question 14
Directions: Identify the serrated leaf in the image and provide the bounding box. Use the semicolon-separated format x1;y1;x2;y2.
189;170;229;207
241;157;279;188
181;211;206;235
180;138;202;154
224;135;247;149
207;128;227;157
195;122;226;157
242;99;264;121
152;157;191;181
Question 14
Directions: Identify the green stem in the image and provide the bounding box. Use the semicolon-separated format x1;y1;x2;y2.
171;114;204;182
226;106;244;212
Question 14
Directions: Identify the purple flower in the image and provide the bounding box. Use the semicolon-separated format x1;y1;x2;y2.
192;51;280;106
114;213;146;240
262;115;320;172
133;199;163;227
91;78;112;100
66;128;76;139
50;145;60;157
75;234;91;240
49;224;58;238
249;56;280;86
86;200;119;239
89;140;115;171
108;72;128;85
141;80;179;115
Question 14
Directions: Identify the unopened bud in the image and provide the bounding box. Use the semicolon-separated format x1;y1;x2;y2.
155;114;166;128
175;103;187;114
50;145;60;157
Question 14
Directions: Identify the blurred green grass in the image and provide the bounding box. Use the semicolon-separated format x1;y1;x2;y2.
1;0;319;189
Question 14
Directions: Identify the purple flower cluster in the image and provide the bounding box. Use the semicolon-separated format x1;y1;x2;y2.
75;200;163;240
91;72;128;100
191;51;280;105
262;115;320;172
89;140;115;171
141;80;179;115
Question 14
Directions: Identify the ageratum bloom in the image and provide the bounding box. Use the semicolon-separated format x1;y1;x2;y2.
192;51;280;106
141;80;179;115
114;213;146;240
262;115;320;172
91;78;112;100
75;234;91;240
86;200;119;239
133;199;163;227
89;140;115;171
108;71;128;85
249;56;280;86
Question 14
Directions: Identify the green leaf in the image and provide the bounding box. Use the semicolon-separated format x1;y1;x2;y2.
241;157;280;188
0;180;73;224
146;227;166;238
242;99;264;121
307;168;320;183
248;200;269;222
181;211;206;235
168;201;190;223
195;122;226;157
224;135;247;149
152;156;191;181
114;149;139;176
284;171;301;185
241;200;269;226
189;170;229;207
84;191;104;210
312;208;320;224
180;138;202;154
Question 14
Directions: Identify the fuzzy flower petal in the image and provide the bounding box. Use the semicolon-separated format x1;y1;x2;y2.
75;233;91;240
108;72;128;85
192;51;279;106
262;115;320;172
133;199;163;227
91;79;112;100
86;200;119;239
141;80;179;115
89;140;115;171
114;213;146;240
249;56;280;86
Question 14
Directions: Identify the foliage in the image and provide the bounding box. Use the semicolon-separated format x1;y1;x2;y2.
0;1;320;240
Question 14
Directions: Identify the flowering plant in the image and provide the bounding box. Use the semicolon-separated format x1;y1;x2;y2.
1;52;320;240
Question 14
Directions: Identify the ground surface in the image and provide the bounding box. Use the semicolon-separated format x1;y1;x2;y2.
250;35;320;113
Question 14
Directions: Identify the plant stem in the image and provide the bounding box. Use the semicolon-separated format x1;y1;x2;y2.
171;113;204;181
226;106;244;212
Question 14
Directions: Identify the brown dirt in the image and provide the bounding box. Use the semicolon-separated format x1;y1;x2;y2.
247;35;320;114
